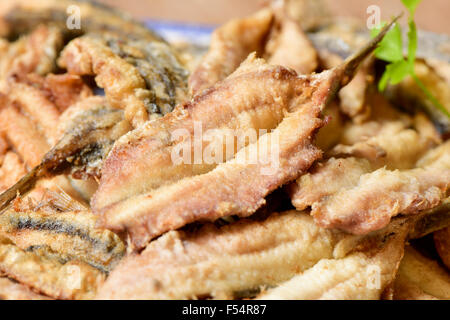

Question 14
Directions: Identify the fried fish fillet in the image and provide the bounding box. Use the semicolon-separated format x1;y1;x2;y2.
0;97;131;212
189;6;318;95
0;152;27;194
329;128;434;170
289;123;436;211
312;142;450;235
0;209;125;273
289;157;373;211
0;241;105;300
98;88;325;249
188;8;274;95
93;23;396;249
338;92;413;146
0;0;162;41
265;9;318;75
8;81;64;145
0;104;50;168
0;277;51;300
96;202;443;300
16;73;93;114
0;24;63;91
59;34;189;126
95;211;344;300
93;55;316;213
258;218;409;300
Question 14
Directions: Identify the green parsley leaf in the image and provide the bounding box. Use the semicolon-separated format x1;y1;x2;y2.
374;23;404;63
374;0;448;120
378;60;411;91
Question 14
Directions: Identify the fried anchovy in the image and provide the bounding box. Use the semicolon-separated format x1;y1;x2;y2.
0;236;105;300
97;199;446;300
257;220;409;300
0;0;162;41
0;209;125;272
59;34;189;126
95;211;344;299
95;18;399;249
0;98;131;212
0;277;52;300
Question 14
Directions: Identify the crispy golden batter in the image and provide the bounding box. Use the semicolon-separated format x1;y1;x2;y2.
0;105;49;168
59;34;189;127
315;101;344;151
258;219;409;300
8;81;61;144
93;24;394;248
189;6;318;95
289;120;437;212
0;24;63;90
338;92;413;146
96;212;343;299
289;157;373;211
97;208;439;300
98;96;324;249
330;128;434;170
0;239;105;300
264;9;318;74
189;9;274;95
312;143;450;235
94;56;316;213
0;96;130;211
338;60;372;120
0;277;51;300
18;73;93;114
0;152;27;193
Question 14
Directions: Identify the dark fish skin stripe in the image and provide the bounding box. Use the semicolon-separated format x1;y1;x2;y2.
1;211;125;273
13;216;105;250
105;38;189;115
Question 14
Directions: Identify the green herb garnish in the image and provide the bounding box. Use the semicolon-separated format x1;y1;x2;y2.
373;0;450;119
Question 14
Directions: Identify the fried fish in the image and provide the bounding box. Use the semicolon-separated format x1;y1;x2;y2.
59;33;189;126
0;0;162;41
93;21;398;249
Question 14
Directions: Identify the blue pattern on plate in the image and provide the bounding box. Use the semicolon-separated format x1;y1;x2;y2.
145;19;214;46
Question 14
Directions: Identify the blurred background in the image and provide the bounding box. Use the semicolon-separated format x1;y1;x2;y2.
99;0;450;34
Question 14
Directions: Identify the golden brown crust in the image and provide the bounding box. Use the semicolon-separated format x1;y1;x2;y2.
0;241;105;300
0;152;27;193
0;105;50;168
189;9;274;95
93;56;312;213
312;165;449;235
59;35;189;127
96;211;342;299
0;24;63;91
258;219;410;300
0;277;51;300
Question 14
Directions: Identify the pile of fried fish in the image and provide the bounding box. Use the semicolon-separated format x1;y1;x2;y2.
0;0;449;300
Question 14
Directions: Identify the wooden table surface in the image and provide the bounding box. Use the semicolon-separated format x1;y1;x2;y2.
99;0;450;34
